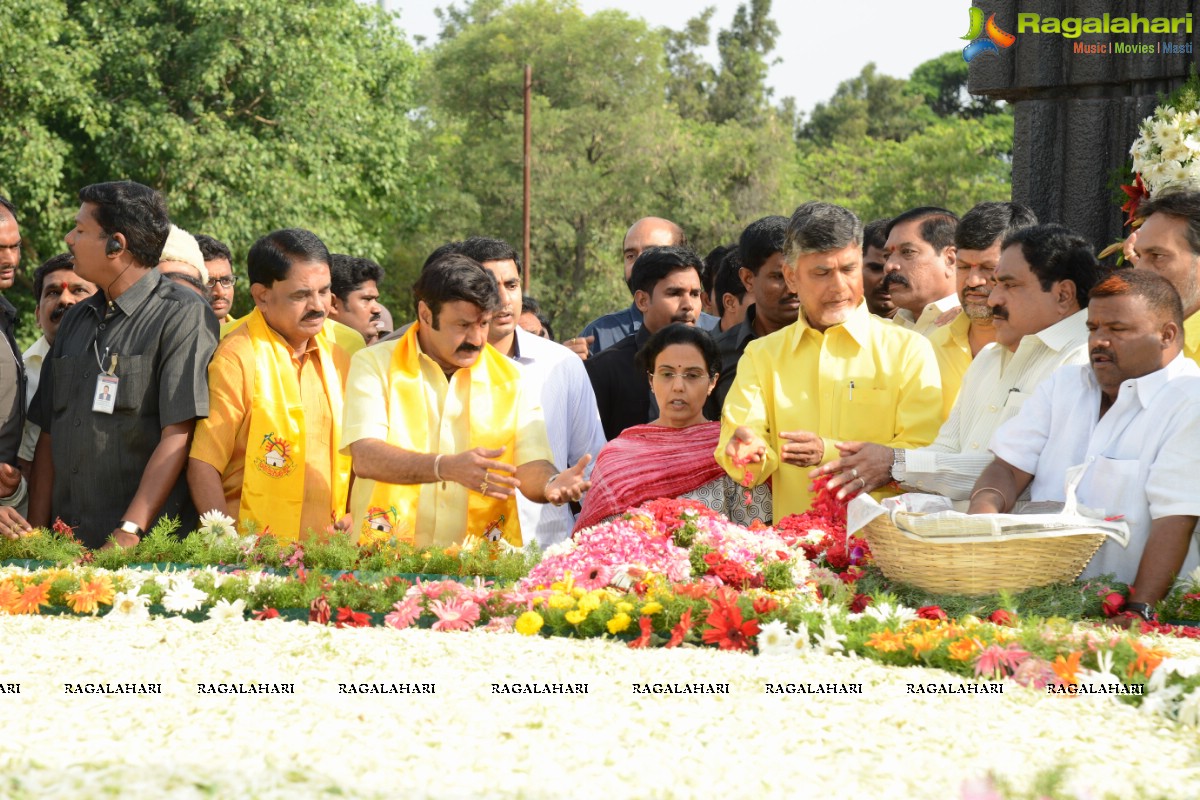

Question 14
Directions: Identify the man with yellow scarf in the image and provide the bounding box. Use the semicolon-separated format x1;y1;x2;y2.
188;229;354;542
342;253;591;548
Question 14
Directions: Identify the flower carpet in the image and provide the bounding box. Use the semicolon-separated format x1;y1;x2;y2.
5;494;1200;798
2;615;1199;800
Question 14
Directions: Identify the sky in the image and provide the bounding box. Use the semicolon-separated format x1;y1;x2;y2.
386;0;966;114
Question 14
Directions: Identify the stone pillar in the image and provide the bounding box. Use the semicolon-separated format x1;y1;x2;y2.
968;0;1198;251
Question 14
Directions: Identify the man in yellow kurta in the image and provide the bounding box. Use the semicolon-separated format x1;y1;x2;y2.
189;229;354;542
341;253;591;549
717;202;944;518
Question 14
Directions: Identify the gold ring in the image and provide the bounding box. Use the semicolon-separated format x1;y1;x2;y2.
857;478;866;490
850;468;858;479
479;481;489;493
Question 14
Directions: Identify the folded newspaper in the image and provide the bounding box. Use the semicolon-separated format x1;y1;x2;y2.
847;464;1131;547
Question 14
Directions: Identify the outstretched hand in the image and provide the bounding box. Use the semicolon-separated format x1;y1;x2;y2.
546;454;592;506
444;446;519;500
810;441;894;501
725;426;766;466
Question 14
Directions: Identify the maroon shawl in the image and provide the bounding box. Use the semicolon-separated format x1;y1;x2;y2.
573;422;727;532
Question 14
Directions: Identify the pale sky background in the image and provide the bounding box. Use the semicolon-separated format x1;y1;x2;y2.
385;0;966;115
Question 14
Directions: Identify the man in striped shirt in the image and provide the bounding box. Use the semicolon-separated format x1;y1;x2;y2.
814;223;1102;504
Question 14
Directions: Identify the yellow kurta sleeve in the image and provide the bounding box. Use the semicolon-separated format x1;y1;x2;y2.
340;344;394;454
888;330;946;451
190;332;251;480
928;313;972;420
716;342;781;488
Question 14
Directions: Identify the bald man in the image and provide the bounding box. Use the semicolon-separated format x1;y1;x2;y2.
570;217;718;358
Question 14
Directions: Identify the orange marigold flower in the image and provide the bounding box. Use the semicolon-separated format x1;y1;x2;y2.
865;629;907;653
948;638;980;662
1052;651;1083;686
1128;640;1168;678
65;576;116;615
906;631;941;657
11;581;52;615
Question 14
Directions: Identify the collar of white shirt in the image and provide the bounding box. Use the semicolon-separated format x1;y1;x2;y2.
896;293;959;333
1086;351;1200;411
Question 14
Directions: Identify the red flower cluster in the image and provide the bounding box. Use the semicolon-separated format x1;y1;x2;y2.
918;605;948;621
849;593;872;614
701;590;760;651
52;518;78;541
639;497;720;537
253;607;280;621
309;595;331;625
988;609;1015;626
666;609;693;648
702;551;763;590
628;617;655;649
335;607;372;628
773;479;870;582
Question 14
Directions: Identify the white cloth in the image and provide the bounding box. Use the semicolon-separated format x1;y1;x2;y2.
893;294;959;337
510;328;607;548
18;336;50;463
990;354;1200;583
901;310;1090;499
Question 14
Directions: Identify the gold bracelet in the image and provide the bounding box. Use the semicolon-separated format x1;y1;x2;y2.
970;486;1008;510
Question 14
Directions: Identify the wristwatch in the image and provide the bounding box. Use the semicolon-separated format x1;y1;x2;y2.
890;449;906;481
117;520;144;537
1125;601;1155;622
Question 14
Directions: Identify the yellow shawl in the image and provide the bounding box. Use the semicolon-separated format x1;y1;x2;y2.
239;309;352;539
353;324;523;548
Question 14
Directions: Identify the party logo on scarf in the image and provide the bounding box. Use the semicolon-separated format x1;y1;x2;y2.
254;432;296;478
482;514;506;543
361;505;406;546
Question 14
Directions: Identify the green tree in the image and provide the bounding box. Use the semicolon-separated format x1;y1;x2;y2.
708;0;780;124
0;0;425;345
799;63;935;144
664;7;716;121
908;52;1004;119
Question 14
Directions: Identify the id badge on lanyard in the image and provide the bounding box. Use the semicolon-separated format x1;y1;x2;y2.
93;342;119;414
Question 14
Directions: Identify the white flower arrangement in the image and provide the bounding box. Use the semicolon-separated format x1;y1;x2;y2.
1130;105;1200;198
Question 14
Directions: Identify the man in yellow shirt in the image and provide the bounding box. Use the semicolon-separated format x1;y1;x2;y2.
1130;191;1200;365
189;228;355;542
927;202;1037;417
341;253;591;548
718;202;943;518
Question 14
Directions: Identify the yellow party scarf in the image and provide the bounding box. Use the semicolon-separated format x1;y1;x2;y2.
239;309;352;539
355;324;523;548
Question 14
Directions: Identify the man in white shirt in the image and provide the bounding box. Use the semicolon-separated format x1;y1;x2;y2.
969;269;1200;608
881;206;959;335
459;237;606;547
815;223;1099;501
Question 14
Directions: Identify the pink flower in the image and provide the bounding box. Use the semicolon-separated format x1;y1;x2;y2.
973;643;1029;679
1010;657;1058;690
461;577;495;605
384;597;422;630
407;578;465;601
483;616;515;633
429;597;481;632
574;564;614;591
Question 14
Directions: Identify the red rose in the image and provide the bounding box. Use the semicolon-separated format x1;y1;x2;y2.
1101;592;1126;618
989;609;1015;626
918;605;947;620
849;593;872;613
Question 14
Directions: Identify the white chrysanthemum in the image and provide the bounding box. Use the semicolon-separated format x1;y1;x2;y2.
1177;689;1200;727
197;509;237;539
202;565;229;589
864;602;917;626
814;622;845;654
162;578;208;614
106;590;150;623
1152;118;1183;148
206;598;246;624
1160;139;1193;164
756;619;791;657
789;621;810;654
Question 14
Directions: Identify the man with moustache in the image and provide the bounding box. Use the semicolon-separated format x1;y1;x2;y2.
457;237;605;546
710;216;800;412
882;206;960;335
719;202;942;518
0;197;29;530
342;253;591;548
328;254;384;345
861;218;895;318
27;181;218;548
587;246;705;441
926;202;1037;416
189;229;356;541
1129;191;1200;365
816;223;1094;503
18;254;98;475
196;234;236;323
969;270;1200;612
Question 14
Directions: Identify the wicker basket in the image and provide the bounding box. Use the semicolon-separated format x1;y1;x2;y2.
862;515;1107;596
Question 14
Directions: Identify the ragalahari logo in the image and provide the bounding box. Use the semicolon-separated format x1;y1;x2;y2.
962;7;1016;62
